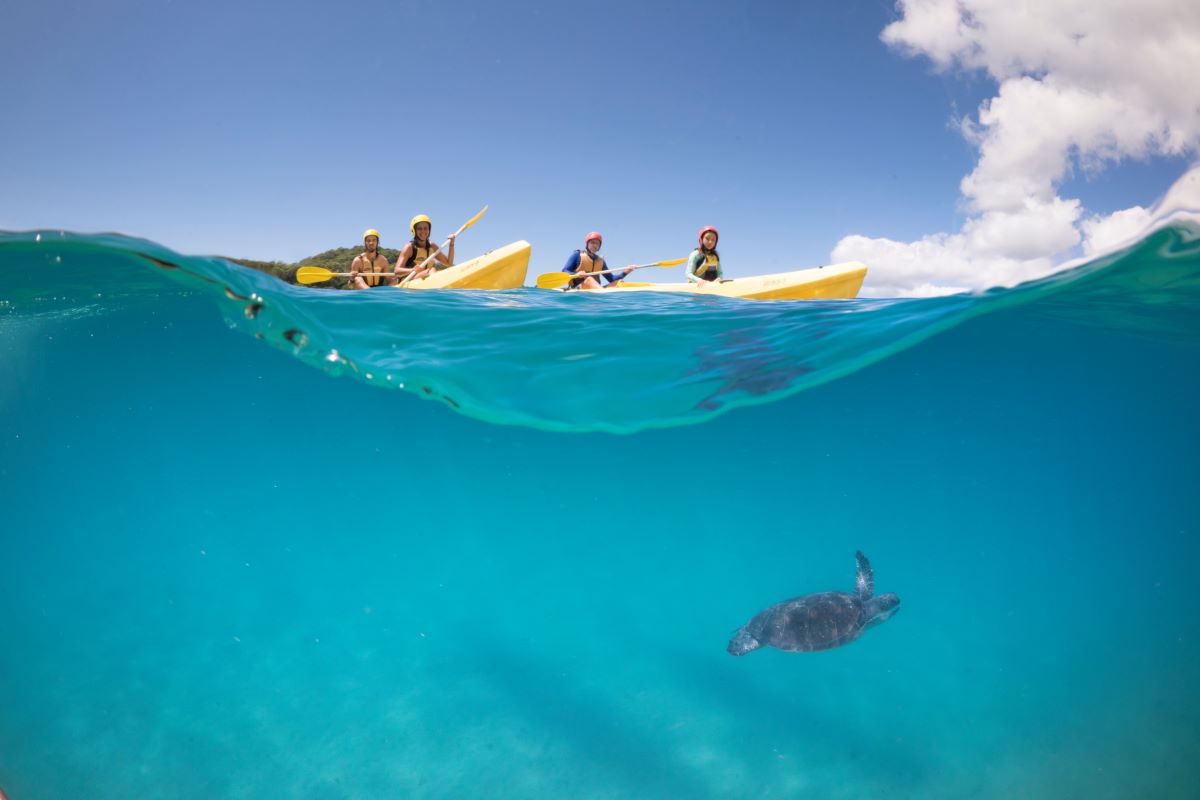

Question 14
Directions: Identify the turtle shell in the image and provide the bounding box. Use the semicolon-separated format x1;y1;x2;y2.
762;591;865;652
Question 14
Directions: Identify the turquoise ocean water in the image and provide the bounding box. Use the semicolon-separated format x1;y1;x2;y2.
2;226;1198;798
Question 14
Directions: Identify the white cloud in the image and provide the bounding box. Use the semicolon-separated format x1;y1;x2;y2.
832;231;1053;298
1079;207;1153;257
840;0;1200;296
963;197;1081;259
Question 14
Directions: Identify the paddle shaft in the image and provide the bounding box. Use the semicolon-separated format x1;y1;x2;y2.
574;257;687;279
568;258;684;280
294;266;395;285
583;261;686;280
574;265;632;278
535;257;686;289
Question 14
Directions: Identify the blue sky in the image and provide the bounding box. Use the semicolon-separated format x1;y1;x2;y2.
3;0;1197;294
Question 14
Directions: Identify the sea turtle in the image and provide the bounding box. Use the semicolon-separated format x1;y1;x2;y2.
727;550;900;655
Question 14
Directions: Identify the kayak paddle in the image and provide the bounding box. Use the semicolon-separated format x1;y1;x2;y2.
399;204;489;285
535;257;686;289
295;267;393;285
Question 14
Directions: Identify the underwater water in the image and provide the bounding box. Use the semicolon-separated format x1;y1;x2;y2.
1;226;1198;799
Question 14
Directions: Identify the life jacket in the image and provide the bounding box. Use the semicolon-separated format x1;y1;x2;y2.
577;249;605;275
694;251;719;280
358;252;385;286
565;249;607;289
405;239;439;270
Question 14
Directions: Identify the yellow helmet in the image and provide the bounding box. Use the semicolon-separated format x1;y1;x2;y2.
363;228;380;241
410;214;431;235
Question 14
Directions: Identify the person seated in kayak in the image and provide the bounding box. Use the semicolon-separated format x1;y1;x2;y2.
687;226;722;284
349;229;395;289
395;214;456;282
561;232;634;290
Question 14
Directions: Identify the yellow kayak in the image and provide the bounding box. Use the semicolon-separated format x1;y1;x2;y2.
599;261;868;300
403;240;531;290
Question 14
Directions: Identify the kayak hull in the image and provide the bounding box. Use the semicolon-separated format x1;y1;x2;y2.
403;240;531;290
600;261;868;300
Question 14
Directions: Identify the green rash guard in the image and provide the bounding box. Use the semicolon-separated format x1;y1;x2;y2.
687;248;722;283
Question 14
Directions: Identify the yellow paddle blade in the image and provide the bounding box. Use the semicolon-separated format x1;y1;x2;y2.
536;272;573;289
649;257;687;268
296;266;336;285
459;204;488;233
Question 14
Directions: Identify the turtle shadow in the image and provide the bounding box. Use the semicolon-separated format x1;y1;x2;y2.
684;327;820;411
656;641;936;792
466;637;725;800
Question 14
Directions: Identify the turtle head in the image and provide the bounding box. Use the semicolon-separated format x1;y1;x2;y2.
864;592;900;629
727;627;762;656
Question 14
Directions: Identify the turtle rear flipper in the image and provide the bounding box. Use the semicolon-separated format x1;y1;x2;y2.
855;551;874;599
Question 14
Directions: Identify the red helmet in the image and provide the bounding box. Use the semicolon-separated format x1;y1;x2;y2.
585;231;603;245
698;226;719;244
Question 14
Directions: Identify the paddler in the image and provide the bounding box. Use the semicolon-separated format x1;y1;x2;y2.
560;231;634;290
349;229;394;289
395;214;456;283
687;226;722;284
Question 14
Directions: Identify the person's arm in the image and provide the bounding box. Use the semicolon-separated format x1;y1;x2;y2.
429;239;451;269
394;244;415;280
435;232;456;267
685;250;703;283
602;259;633;284
378;254;396;285
562;251;581;273
559;251;585;288
348;254;367;290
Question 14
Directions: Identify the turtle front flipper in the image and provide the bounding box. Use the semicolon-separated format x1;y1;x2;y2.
855;551;874;599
